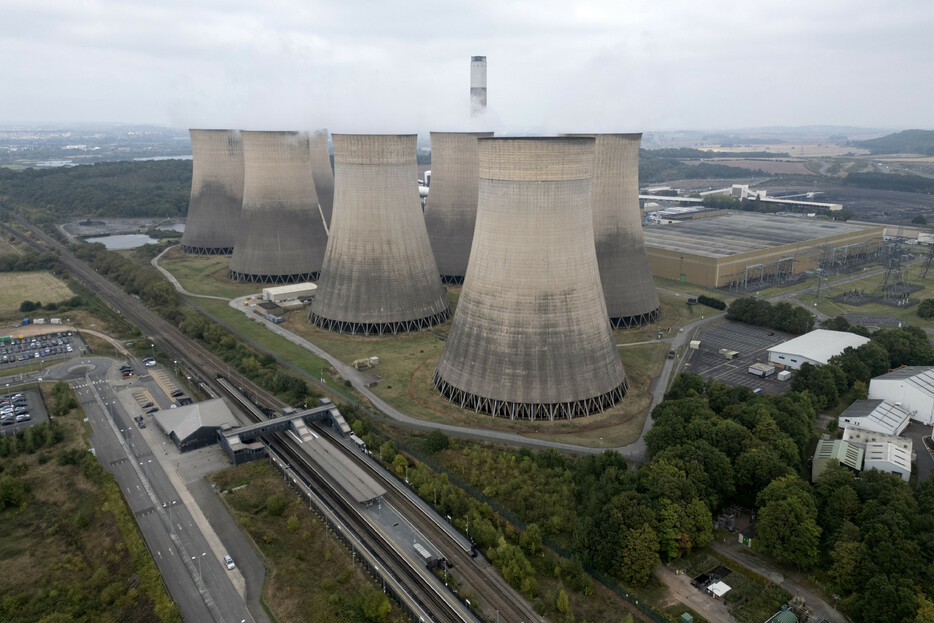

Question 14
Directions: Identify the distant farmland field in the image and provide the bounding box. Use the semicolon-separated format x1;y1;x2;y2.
0;271;74;314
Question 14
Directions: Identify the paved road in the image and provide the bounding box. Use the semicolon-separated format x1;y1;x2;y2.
151;245;230;301
47;357;257;623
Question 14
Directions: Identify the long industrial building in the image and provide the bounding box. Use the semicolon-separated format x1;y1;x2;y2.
588;133;660;328
643;212;884;288
434;137;627;420
310;134;450;335
309;129;335;228
228;131;330;284
423;131;493;283
181;129;244;254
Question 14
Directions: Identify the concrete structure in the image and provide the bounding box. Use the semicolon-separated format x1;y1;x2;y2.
839;399;911;436
643;212;884;288
863;442;912;481
423;132;494;283
767;329;870;370
812;437;864;481
153;398;238;452
586;134;660;328
181;129;244;254
433;137;627;420
310;134;450;335
470;56;487;117
869;367;934;425
228;131;330;284
309;129;335;228
262;282;317;302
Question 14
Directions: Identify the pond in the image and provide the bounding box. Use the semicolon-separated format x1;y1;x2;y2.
157;223;186;232
85;234;159;249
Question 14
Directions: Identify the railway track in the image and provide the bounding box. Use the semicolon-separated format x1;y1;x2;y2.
13;217;538;622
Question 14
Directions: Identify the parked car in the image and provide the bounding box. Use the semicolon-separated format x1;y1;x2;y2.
170;390;184;398
224;555;235;570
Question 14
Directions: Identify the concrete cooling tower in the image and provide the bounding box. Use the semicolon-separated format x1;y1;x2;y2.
181;129;244;254
423;131;493;283
433;137;628;420
227;131;329;284
589;133;660;328
309;129;335;228
309;134;450;335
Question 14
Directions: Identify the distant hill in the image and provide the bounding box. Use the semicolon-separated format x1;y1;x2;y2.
851;129;934;155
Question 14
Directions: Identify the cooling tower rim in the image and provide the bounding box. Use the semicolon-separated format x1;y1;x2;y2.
189;128;241;133
562;132;643;139
429;131;495;137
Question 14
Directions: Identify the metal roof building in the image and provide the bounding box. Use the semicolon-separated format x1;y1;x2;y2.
228;131;329;284
309;129;334;228
643;212;884;288
767;329;870;370
811;437;864;481
181;129;244;254
310;134;450;335
262;282;317;302
869;366;934;425
843;425;914;458
434;137;627;421
154;398;239;452
838;399;911;436
579;133;660;328
863;442;912;481
423;131;493;283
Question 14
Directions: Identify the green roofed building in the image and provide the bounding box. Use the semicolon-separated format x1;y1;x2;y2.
812;436;864;481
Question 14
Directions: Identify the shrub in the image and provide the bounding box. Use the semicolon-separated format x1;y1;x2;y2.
698;294;726;310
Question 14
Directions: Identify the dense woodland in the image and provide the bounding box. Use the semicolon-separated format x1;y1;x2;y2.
843;171;934;194
727;297;817;335
0;160;192;221
851;129;934;155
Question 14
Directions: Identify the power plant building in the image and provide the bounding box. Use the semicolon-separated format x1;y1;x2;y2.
309;130;335;228
310;134;450;335
181;129;244;254
643;212;884;288
434;137;628;420
587;133;660;328
228;131;330;284
423;131;493;283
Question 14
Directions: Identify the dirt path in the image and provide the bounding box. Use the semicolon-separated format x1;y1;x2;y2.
655;564;738;623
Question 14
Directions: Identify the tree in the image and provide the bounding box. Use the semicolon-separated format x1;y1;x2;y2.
379;440;396;463
757;493;821;569
361;585;392;622
619;523;660;586
0;475;27;510
423;429;450;454
733;446;793;505
520;523;542;558
555;588;570;614
913;215;928;225
919;298;934;320
266;494;287;516
790;362;841;410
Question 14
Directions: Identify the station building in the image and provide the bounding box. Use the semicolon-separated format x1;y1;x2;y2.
154;398;239;452
642;212;884;288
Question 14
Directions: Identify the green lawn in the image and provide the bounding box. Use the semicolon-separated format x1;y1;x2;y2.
159;247;258;299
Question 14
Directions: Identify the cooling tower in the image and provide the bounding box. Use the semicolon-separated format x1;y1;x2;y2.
309;134;450;335
181;129;244;254
433;137;628;421
423;131;493;283
309;129;335;228
470;56;487;117
589;133;661;328
227;131;329;284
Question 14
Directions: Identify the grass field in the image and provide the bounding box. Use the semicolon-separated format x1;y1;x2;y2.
0;231;25;255
158;247;257;299
0;271;75;314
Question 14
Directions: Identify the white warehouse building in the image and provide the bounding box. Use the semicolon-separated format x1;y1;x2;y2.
767;329;870;371
868;367;934;425
262;282;318;303
863;442;912;482
838;399;911;436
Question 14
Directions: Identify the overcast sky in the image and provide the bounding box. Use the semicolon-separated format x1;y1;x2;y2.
1;0;931;134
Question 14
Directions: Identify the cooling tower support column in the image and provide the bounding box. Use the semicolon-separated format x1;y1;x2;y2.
309;134;450;336
470;56;487;117
227;130;329;284
589;133;661;328
423;131;493;283
181;129;244;255
433;137;628;421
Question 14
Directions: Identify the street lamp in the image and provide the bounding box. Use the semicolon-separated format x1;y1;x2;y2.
150;343;155;361
174;360;178;376
193;552;206;585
